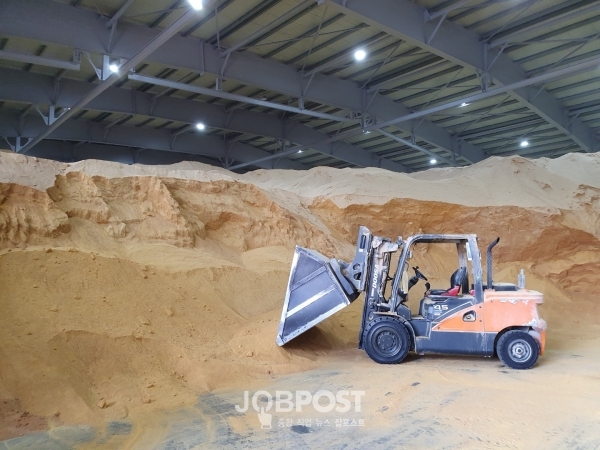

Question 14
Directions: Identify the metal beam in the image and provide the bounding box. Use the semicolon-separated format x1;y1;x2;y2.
0;0;470;166
208;0;283;45
182;0;236;37
459;118;546;139
302;33;390;78
285;23;370;66
327;0;598;153
0;111;307;170
378;130;457;166
107;0;138;29
367;57;447;91
569;103;600;116
427;0;474;21
241;2;319;52
150;0;185;29
128;73;356;122
0;68;405;172
19;4;206;154
264;13;344;59
12;140;225;167
0;49;80;71
462;0;537;31
221;0;314;56
488;1;600;49
353;58;600;134
228;56;600;170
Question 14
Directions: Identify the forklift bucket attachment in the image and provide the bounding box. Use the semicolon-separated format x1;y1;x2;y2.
276;246;360;346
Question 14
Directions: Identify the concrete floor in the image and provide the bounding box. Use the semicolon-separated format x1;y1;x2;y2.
2;331;599;449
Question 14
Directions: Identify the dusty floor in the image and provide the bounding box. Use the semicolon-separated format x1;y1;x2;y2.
3;332;600;449
1;152;599;448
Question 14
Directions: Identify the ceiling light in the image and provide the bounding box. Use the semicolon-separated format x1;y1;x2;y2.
520;140;529;147
430;158;437;164
459;102;469;107
196;123;206;131
188;0;203;10
108;63;119;73
354;49;367;61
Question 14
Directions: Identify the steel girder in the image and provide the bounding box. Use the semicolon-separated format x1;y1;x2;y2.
487;1;600;49
0;68;407;172
107;0;138;29
1;140;227;167
20;3;207;154
225;56;600;169
0;0;482;165
128;73;357;123
0;111;307;170
0;49;81;71
327;0;598;153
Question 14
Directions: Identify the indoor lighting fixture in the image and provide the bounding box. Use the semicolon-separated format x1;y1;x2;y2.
520;140;529;147
109;63;119;73
459;102;469;107
430;158;437;164
297;150;303;154
196;123;206;131
188;0;203;10
354;49;367;61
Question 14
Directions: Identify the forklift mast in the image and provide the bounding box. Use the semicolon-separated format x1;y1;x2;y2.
356;235;405;349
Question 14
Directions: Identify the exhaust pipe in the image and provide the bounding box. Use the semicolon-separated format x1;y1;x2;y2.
487;237;500;289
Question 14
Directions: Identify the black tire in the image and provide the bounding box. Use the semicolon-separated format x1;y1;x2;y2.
363;317;411;364
497;330;540;370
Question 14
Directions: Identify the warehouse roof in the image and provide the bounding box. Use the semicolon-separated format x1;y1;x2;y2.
0;0;598;172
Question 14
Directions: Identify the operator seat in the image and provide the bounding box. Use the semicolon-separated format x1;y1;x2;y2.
419;267;469;317
429;267;468;296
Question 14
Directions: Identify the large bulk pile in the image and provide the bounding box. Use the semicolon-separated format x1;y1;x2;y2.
0;152;598;439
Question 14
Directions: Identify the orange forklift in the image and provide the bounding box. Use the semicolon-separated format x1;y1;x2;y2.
276;227;546;369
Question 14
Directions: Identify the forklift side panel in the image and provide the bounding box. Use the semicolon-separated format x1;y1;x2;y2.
416;331;491;355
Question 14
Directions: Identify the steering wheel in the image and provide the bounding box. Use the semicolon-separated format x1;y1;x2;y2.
413;266;428;281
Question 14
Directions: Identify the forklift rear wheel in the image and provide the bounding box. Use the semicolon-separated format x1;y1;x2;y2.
497;330;540;370
363;317;411;364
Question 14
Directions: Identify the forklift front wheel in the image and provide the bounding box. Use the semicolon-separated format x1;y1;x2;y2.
497;330;540;370
363;317;411;365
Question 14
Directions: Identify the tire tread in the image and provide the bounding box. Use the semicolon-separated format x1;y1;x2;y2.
363;316;411;365
497;330;540;370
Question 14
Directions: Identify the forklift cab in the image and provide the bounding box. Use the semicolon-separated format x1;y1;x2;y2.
390;234;484;322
